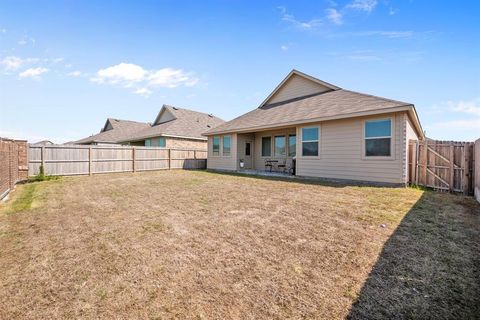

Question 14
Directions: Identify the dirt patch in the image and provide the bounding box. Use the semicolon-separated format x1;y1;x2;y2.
0;170;478;319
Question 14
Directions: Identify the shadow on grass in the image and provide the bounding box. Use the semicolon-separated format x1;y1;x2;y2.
206;170;402;189
348;191;480;319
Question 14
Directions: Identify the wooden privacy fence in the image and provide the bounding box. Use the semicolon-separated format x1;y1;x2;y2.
408;140;475;195
28;145;207;176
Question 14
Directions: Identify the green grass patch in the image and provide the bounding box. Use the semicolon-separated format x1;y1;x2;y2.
2;184;37;215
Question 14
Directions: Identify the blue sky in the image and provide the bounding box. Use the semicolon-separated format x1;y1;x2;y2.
1;0;479;142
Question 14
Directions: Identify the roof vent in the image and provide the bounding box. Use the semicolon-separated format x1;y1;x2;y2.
207;125;211;128
208;114;213;118
172;106;179;110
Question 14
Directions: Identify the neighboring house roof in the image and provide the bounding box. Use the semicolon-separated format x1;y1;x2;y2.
74;118;150;144
120;105;225;142
205;70;423;137
31;140;54;145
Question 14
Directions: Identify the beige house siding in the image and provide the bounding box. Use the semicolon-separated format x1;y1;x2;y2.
295;112;405;184
132;137;207;150
404;115;419;183
267;74;331;105
253;128;296;171
237;133;255;169
207;133;237;170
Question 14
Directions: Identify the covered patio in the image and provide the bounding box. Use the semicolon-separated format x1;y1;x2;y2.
236;128;297;174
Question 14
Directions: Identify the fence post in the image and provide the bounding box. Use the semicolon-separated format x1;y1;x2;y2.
132;147;136;173
41;146;46;175
421;141;427;186
88;147;92;176
449;145;454;192
463;145;470;195
168;149;171;169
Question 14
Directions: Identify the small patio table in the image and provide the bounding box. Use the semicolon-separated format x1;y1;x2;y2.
265;159;278;172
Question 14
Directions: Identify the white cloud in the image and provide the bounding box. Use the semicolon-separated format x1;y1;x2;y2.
278;6;322;29
1;28;6;33
349;30;413;38
430;119;480;130
1;56;23;70
134;87;152;97
148;68;198;87
426;98;480;140
19;67;48;79
389;7;397;15
281;45;289;51
18;36;35;46
91;62;199;95
346;0;377;12
92;62;147;84
448;99;480;116
326;8;343;25
67;70;82;77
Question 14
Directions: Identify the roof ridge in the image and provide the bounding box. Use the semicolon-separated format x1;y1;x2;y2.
340;89;412;106
106;117;149;124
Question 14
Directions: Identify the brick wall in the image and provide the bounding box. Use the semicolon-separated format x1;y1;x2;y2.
0;138;28;200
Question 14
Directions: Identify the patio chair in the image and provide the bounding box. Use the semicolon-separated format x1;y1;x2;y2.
285;158;294;174
264;159;273;172
277;159;287;173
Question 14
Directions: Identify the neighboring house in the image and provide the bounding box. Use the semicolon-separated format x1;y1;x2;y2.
118;105;224;149
31;140;54;146
74;118;150;145
204;69;424;185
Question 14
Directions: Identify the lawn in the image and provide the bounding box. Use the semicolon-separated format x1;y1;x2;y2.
0;170;479;319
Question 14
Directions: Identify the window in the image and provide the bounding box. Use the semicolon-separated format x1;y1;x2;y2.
274;136;286;157
261;136;271;157
212;136;220;156
158;137;166;147
245;142;251;156
288;135;296;157
145;139;152;147
301;127;319;156
365;119;392;157
223;135;231;156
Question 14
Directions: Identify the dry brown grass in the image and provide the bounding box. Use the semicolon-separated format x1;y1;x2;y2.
0;170;478;319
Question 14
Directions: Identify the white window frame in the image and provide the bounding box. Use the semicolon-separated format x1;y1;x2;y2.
274;135;286;157
288;134;296;157
222;135;231;157
261;135;272;158
212;136;220;157
362;117;395;160
300;126;320;158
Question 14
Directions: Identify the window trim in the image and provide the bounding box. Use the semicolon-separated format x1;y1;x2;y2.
261;135;272;158
212;136;220;157
222;135;232;157
274;135;286;157
362;117;395;160
300;126;320;158
288;134;296;157
158;137;166;148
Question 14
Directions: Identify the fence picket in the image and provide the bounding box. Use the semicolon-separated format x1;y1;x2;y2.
28;145;207;176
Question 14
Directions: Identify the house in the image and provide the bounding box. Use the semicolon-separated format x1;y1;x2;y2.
30;140;54;146
118;105;224;149
74;118;150;145
74;105;224;150
204;70;424;185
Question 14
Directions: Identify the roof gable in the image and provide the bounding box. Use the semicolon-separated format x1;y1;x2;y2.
260;69;340;107
153;105;177;125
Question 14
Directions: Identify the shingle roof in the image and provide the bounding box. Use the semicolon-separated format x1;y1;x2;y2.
74;118;150;144
205;89;413;135
120;105;225;142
